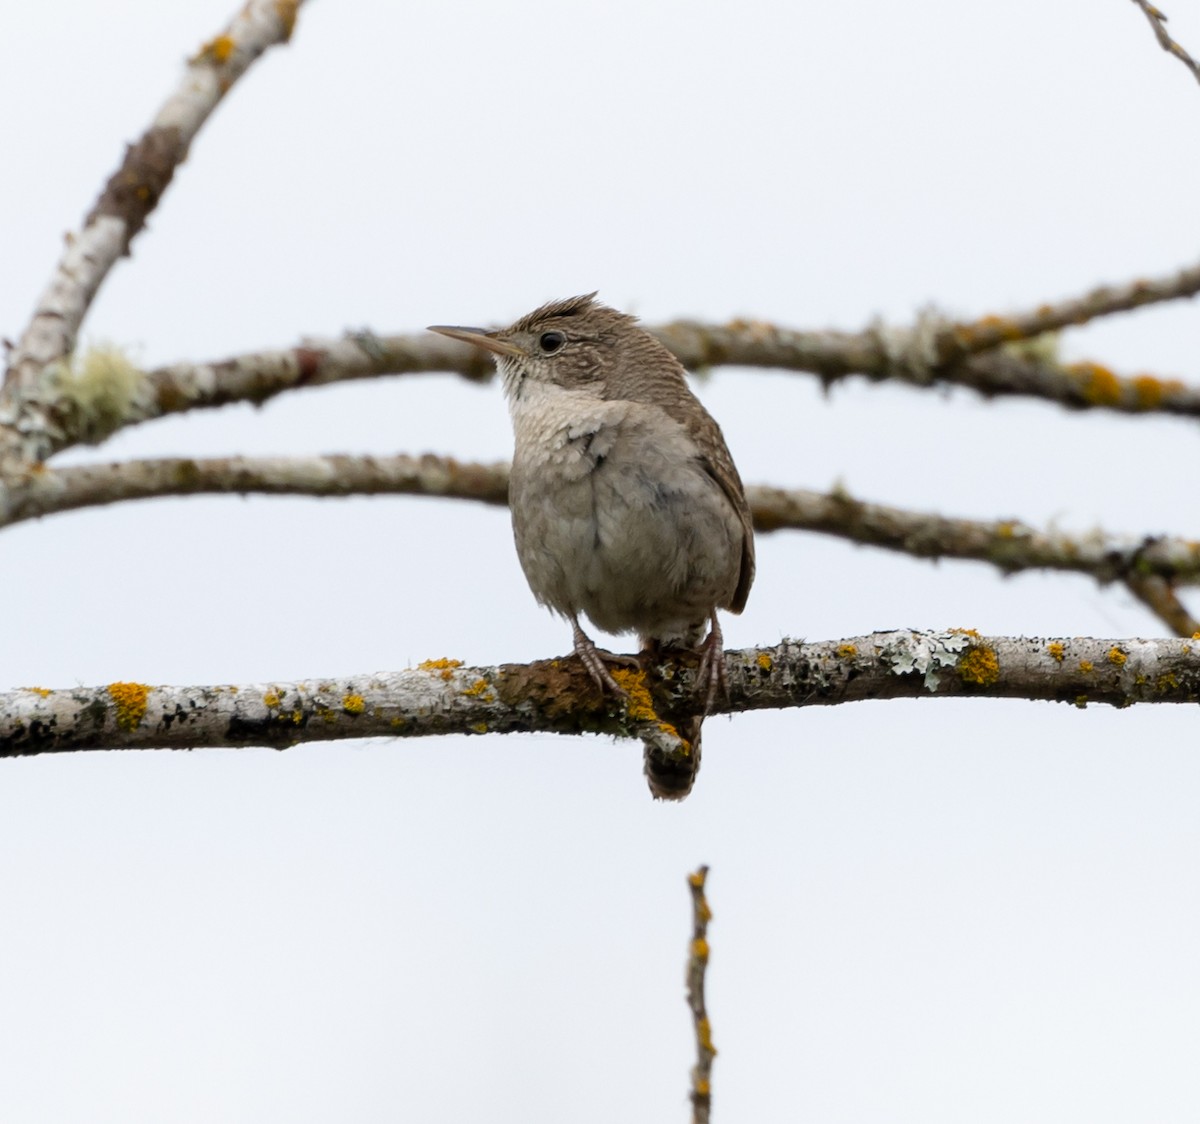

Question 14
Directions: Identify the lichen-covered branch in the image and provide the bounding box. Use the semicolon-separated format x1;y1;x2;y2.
18;260;1200;461
0;0;306;465
4;632;1200;757
10;454;1200;632
686;866;716;1124
1131;0;1200;86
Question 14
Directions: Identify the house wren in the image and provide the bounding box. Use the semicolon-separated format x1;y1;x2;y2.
429;294;754;799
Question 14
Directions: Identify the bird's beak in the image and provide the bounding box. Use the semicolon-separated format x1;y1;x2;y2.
427;324;524;359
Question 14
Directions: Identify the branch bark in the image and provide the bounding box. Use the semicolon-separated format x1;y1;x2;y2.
0;0;306;465
5;632;1199;757
686;866;716;1124
8;454;1198;635
1131;0;1200;86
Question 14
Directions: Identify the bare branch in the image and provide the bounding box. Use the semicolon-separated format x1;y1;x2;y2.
5;632;1200;757
1124;573;1200;636
932;262;1200;359
0;0;306;464
686;866;716;1124
1131;0;1200;86
10;456;1200;637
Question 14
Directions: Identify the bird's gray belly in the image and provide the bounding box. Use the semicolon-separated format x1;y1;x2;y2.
509;432;741;640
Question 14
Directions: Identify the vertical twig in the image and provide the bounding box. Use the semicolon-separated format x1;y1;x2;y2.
686;865;716;1124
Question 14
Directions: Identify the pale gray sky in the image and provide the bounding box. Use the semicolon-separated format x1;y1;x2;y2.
3;2;1200;1121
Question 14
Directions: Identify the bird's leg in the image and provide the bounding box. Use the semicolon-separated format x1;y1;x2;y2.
693;611;727;713
571;615;631;698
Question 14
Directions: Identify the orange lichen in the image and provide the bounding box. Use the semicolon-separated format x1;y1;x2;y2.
107;681;149;731
835;644;858;659
1107;647;1128;666
952;627;981;638
195;34;235;63
1078;660;1094;673
687;870;706;889
342;694;365;715
691;938;710;962
23;687;52;698
463;678;493;699
1068;361;1122;406
958;645;999;686
696;1017;717;1053
756;652;773;671
263;690;282;709
610;667;663;727
1157;672;1180;693
418;657;463;681
1047;642;1065;662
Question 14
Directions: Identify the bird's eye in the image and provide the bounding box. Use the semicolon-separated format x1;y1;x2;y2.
539;331;565;354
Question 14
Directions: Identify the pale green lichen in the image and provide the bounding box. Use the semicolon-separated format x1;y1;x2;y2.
881;630;972;691
52;344;144;444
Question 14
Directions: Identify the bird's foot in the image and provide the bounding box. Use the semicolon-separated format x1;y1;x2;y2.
571;616;635;698
693;612;727;714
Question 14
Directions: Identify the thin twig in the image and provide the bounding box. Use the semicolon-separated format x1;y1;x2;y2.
0;0;306;464
1124;573;1200;636
5;631;1200;757
686;866;716;1124
1131;0;1200;86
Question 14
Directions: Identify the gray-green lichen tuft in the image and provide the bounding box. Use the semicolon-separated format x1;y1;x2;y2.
52;344;144;444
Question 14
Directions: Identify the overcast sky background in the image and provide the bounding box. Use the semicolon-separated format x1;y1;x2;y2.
3;1;1200;1120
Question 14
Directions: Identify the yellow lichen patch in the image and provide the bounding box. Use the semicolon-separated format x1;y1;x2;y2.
835;644;858;659
418;657;464;681
1078;660;1094;674
1068;361;1122;406
1107;647;1128;666
696;1017;717;1053
958;645;999;686
695;1080;711;1097
196;34;235;63
1157;672;1180;693
1132;375;1167;410
957;314;1025;345
263;691;282;709
951;627;981;638
23;687;52;698
691;937;710;962
291;710;303;724
463;678;494;700
1193;632;1200;641
1074;695;1089;709
107;681;149;732
687;870;706;889
1047;642;1065;662
390;717;406;728
472;722;489;734
756;652;774;671
317;708;336;724
610;667;658;722
996;521;1016;539
342;694;365;715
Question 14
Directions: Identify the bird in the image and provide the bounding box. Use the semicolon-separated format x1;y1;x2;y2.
429;294;754;799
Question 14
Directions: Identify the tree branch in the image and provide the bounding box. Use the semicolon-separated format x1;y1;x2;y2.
1130;0;1200;86
0;0;306;465
686;866;716;1124
14;253;1200;462
9;454;1199;635
5;632;1200;756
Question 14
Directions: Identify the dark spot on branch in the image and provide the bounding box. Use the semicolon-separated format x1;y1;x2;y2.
86;126;188;250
